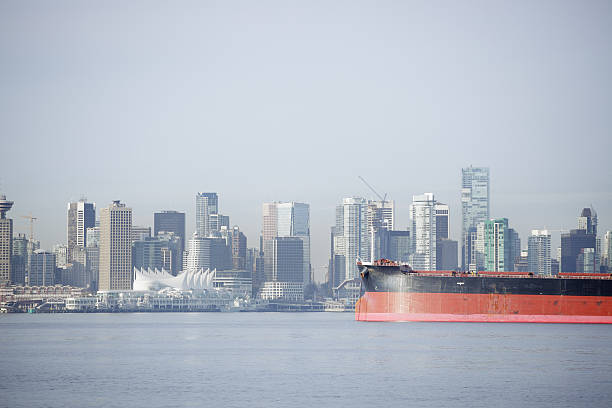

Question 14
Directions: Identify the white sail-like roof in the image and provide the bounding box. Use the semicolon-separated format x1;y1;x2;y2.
133;267;215;291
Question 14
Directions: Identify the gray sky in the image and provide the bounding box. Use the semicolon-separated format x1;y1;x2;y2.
1;0;611;282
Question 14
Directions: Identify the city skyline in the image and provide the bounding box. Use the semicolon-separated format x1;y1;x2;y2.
1;176;610;283
2;1;611;282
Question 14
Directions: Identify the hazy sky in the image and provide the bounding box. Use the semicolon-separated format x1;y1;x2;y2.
1;1;611;282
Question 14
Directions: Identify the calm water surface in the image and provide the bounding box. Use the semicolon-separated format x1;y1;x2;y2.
1;313;611;408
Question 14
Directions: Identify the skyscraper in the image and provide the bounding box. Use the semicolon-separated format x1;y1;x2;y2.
196;192;218;237
262;202;311;286
528;230;551;275
0;195;14;284
367;200;395;261
154;210;185;253
578;207;597;235
332;197;369;282
99;201;132;290
461;166;490;270
66;200;95;263
410;193;436;270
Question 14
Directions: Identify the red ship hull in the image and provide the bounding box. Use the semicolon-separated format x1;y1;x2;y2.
355;292;612;323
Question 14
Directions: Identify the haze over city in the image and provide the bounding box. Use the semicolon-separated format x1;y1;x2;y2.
2;0;611;282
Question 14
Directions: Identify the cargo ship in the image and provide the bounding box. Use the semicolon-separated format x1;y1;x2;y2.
355;259;612;323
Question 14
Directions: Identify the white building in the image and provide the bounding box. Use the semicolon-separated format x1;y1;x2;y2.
528;230;551;275
335;197;369;281
410;193;436;270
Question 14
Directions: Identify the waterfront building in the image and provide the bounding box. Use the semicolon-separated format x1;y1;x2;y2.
528;230;552;275
0;195;14;284
28;250;55;286
99;201;133;290
154;210;185;254
66;200;95;262
196;192;218;237
461;166;490;271
367;200;394;259
410;193;436;270
213;269;252;297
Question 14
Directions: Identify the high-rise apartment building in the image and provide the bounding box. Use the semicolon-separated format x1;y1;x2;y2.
461;166;490;271
66;200;95;263
0;195;14;284
99;201;132;290
332;197;369;282
154;211;186;254
528;230;551;275
196;192;218;237
410;193;436;270
482;218;519;272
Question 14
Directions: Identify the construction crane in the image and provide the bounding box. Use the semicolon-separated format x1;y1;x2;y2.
20;214;38;242
358;176;387;205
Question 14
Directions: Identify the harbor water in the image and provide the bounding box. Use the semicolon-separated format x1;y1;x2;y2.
1;313;611;407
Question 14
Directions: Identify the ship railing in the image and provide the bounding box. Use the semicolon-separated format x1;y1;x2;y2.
558;272;612;280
